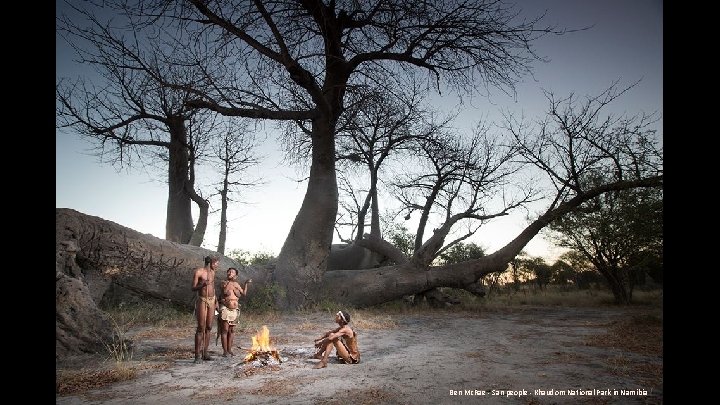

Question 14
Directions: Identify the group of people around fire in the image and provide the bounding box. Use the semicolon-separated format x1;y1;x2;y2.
191;255;360;368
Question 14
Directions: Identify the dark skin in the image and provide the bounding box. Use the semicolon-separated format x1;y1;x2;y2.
219;268;251;357
313;313;356;369
192;259;219;362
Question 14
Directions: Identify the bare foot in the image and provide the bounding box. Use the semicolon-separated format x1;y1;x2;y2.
228;351;235;357
311;352;323;360
313;362;327;369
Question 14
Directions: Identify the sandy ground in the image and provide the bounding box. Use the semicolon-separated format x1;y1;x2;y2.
56;306;662;405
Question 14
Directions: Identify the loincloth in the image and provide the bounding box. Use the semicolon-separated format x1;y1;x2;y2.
336;339;360;364
219;305;239;325
198;295;215;311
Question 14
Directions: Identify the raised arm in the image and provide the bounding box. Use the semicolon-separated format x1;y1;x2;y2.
237;279;252;297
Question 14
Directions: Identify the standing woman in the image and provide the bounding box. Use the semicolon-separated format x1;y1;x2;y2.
218;267;251;357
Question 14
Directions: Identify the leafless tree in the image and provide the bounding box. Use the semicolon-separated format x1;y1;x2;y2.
335;84;446;243
60;1;660;310
387;125;534;264
503;80;662;217
211;123;264;254
56;2;219;245
120;0;558;308
322;83;661;306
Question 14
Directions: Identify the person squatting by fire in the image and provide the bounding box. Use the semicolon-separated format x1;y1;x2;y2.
217;267;252;357
312;310;360;369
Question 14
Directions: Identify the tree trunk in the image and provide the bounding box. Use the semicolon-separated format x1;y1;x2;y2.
166;122;194;243
186;183;209;247
56;176;661;353
55;208;266;357
217;186;228;255
273;118;338;309
596;265;632;305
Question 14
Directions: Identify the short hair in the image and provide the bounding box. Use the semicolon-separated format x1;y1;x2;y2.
338;310;351;324
227;267;238;275
204;255;219;265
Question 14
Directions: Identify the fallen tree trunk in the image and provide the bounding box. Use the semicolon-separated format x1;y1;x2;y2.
56;208;268;357
57;175;661;353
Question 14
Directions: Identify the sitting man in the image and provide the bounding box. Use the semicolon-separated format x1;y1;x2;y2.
217;267;251;357
312;310;360;369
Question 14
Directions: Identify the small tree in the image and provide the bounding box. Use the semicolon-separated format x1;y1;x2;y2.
227;249;277;266
547;179;663;303
549;259;575;287
212;125;264;254
438;242;486;266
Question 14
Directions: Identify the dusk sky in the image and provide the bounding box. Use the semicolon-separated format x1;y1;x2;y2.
56;0;663;262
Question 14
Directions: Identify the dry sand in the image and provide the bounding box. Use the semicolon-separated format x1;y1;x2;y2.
56;306;662;404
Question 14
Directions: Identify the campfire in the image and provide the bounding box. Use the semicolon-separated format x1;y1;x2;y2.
243;325;282;364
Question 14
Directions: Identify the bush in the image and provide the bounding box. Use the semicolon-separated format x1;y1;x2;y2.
244;282;286;311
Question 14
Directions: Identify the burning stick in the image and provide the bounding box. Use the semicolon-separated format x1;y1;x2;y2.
243;325;282;363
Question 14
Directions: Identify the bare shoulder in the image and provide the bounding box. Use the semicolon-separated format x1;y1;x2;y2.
341;325;354;336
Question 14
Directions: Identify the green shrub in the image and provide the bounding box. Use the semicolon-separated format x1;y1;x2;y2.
245;282;286;311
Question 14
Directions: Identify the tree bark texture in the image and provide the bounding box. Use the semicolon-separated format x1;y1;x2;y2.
165;122;194;243
274;119;339;309
55;208;266;357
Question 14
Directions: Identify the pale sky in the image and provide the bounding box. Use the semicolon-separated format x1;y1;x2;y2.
56;0;663;263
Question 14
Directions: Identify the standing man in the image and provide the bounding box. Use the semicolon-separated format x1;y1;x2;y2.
218;267;251;357
191;255;220;363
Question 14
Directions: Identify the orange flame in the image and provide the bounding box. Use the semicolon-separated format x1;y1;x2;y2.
244;325;277;361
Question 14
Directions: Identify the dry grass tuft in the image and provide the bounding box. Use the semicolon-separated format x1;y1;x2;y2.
297;319;321;331
315;387;403;405
479;288;662;309
56;365;137;395
350;312;398;330
586;313;663;356
586;313;663;388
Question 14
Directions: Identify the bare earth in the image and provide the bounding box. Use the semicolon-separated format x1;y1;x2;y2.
56;306;662;405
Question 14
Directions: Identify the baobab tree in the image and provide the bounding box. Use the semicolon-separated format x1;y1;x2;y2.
58;1;661;310
119;0;561;308
56;4;219;245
